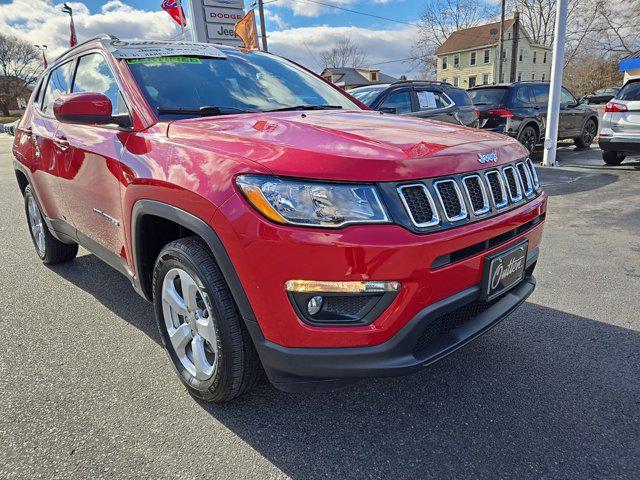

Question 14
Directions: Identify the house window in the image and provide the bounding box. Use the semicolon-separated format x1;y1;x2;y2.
533;51;537;63
517;72;522;81
441;78;447;83
442;56;448;70
468;76;477;88
543;52;547;63
542;73;546;81
484;49;490;64
371;72;378;81
454;54;460;68
482;73;490;85
502;50;507;61
519;49;524;62
470;51;476;66
532;73;535;80
453;77;459;87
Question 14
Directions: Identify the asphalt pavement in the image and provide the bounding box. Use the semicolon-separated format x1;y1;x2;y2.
0;134;638;479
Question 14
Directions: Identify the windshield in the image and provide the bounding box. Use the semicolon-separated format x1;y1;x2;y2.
468;88;508;105
617;81;640;101
349;85;387;106
126;50;360;117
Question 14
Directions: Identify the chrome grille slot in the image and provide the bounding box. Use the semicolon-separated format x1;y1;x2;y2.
434;180;468;222
462;175;490;215
525;158;540;190
502;166;523;202
516;162;534;197
485;171;509;209
397;184;439;227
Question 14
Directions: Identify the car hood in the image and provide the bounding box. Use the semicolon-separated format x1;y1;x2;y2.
167;110;528;182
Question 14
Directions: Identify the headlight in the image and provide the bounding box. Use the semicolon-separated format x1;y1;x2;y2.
236;175;390;227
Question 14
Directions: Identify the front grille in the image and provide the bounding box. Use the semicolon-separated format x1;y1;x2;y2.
395;158;541;230
502;166;523;202
516;162;534;197
413;296;502;355
435;180;467;221
398;184;438;227
463;175;489;214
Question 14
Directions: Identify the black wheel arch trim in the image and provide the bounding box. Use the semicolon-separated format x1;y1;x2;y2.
130;200;260;329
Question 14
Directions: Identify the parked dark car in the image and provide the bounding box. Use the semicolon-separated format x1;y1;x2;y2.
350;81;479;128
581;87;620;105
468;82;600;153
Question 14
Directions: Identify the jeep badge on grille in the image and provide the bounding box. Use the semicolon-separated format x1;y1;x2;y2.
478;152;498;164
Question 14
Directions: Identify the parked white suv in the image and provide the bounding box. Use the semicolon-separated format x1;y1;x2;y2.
599;79;640;165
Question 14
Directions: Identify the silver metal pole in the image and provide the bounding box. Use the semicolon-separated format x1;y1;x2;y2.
542;0;569;167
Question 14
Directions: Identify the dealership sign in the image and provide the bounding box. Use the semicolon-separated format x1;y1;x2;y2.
186;0;245;46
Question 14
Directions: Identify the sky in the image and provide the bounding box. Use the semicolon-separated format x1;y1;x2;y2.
0;0;424;77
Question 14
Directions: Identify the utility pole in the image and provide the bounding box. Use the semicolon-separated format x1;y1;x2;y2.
542;0;569;167
510;10;520;82
257;0;268;52
497;0;506;83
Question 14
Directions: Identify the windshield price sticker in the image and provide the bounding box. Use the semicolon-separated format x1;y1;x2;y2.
106;40;227;59
417;91;438;110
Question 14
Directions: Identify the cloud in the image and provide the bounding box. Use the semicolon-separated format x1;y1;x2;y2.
264;8;288;30
0;0;180;58
269;25;421;78
273;0;394;18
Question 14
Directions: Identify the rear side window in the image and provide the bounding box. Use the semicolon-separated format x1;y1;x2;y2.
445;88;474;107
416;90;450;110
617;81;640;101
379;91;412;114
468;88;507;105
72;53;128;115
41;61;75;115
530;84;549;104
514;86;533;105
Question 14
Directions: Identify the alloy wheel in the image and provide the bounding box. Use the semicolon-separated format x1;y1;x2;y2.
27;195;45;255
161;268;218;381
583;120;597;145
520;127;537;154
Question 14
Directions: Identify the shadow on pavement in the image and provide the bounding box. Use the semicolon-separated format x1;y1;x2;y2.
537;167;618;196
50;254;639;479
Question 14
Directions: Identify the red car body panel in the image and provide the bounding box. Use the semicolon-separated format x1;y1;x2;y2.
12;39;547;356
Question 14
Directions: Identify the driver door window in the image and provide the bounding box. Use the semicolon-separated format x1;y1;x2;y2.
379;91;413;114
72;53;128;115
41;61;75;115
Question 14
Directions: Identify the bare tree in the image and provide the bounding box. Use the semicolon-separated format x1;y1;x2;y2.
320;36;369;69
0;33;41;116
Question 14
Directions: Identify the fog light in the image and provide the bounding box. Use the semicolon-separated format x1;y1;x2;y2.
307;296;323;316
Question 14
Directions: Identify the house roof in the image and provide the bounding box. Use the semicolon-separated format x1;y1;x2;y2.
321;67;397;86
435;19;515;55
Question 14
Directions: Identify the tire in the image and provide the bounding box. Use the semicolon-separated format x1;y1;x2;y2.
517;124;539;154
23;185;78;264
602;151;626;165
574;118;597;149
152;236;261;403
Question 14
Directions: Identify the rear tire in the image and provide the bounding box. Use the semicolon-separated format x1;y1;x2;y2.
152;237;261;403
574;118;597;149
517;125;539;154
24;185;78;264
602;151;625;165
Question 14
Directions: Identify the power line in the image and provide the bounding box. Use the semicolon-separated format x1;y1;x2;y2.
272;0;417;26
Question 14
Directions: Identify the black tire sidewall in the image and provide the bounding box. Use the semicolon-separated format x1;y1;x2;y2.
518;125;538;154
153;243;232;400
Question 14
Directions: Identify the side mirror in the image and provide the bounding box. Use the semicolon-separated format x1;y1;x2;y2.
53;92;131;128
379;107;397;114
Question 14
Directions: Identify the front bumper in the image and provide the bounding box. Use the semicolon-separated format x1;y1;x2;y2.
246;256;537;392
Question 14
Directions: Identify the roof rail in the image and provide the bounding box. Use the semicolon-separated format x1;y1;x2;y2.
54;34;120;63
390;79;453;87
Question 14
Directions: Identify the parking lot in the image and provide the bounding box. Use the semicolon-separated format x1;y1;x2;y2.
0;134;638;479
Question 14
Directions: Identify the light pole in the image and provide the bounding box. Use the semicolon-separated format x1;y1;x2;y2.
542;0;569;167
35;44;48;68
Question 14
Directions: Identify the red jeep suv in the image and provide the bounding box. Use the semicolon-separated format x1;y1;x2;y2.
12;37;546;402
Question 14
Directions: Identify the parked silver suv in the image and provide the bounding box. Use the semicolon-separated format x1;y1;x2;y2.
599;79;640;165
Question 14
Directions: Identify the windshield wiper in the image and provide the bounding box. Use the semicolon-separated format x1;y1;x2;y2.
266;105;344;112
157;105;255;116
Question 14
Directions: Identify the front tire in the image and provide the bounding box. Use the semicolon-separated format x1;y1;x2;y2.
602;151;626;165
575;118;597;149
24;185;78;264
517;125;539;154
152;237;260;403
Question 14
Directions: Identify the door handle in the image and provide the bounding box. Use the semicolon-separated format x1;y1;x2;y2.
54;135;70;151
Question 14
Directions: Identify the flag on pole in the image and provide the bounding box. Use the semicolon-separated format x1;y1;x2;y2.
235;10;258;50
61;4;77;47
161;0;187;27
